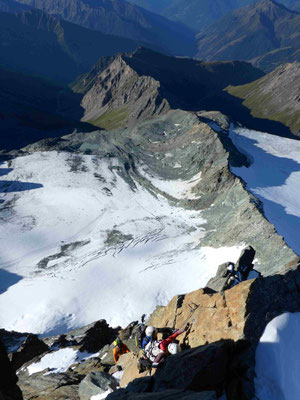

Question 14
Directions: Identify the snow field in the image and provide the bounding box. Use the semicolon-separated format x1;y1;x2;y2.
229;126;300;255
0;151;244;334
255;312;300;400
26;347;99;375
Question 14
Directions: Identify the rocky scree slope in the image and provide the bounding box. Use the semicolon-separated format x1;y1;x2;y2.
227;61;300;134
11;0;196;56
196;0;300;72
0;8;150;83
71;47;264;130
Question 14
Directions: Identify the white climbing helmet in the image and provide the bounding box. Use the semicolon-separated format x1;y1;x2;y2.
168;342;179;355
145;326;156;337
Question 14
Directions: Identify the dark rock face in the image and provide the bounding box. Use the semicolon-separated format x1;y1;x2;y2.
151;341;231;395
73;320;116;353
79;371;118;400
10;334;49;371
0;339;23;400
108;389;217;399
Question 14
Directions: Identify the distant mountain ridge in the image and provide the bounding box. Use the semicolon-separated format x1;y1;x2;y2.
0;8;154;83
10;0;196;56
127;0;300;31
196;0;300;72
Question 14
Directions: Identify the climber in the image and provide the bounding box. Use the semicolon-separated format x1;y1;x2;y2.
113;338;130;364
142;326;157;350
145;324;189;368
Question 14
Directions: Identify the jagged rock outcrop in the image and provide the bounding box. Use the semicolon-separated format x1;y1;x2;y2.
0;338;23;400
71;47;264;130
42;320;116;353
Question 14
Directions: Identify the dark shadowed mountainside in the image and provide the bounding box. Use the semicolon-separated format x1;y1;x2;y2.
227;62;300;134
71;47;264;130
0;66;93;150
0;9;155;83
196;0;300;72
11;0;196;56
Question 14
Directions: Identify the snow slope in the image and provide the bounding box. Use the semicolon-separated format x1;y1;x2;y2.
229;127;300;255
27;347;99;375
255;312;300;400
0;151;243;334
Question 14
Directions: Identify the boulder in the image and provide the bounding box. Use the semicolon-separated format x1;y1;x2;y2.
17;371;82;400
206;246;257;293
205;262;234;292
42;320;116;354
78;371;118;400
107;389;217;399
0;338;23;400
10;334;49;371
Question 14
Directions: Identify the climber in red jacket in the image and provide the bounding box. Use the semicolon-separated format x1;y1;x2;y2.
144;324;189;367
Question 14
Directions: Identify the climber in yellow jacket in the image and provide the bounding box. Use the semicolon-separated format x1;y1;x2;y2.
113;338;130;364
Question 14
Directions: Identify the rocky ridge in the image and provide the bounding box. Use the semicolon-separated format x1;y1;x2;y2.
10;0;196;56
22;109;298;275
71;47;264;130
1;110;300;399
